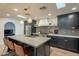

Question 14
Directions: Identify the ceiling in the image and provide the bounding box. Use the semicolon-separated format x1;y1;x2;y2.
0;3;79;20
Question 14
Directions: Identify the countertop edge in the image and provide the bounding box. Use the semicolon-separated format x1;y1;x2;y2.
47;34;79;38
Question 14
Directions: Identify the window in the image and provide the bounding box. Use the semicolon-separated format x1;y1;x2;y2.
56;3;66;9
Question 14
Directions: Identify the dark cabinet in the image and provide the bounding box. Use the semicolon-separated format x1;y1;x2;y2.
58;16;69;29
51;36;65;48
56;37;65;48
65;38;79;51
50;36;79;52
31;20;36;34
58;12;79;29
24;20;36;35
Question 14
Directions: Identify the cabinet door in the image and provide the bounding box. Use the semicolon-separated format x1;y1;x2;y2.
74;14;79;29
66;38;79;51
58;16;68;29
56;37;65;48
51;36;65;48
31;27;36;33
49;36;58;46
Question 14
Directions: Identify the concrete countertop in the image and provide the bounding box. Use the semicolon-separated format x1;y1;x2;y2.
8;35;50;48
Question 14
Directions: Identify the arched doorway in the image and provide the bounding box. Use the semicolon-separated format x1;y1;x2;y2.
4;22;15;36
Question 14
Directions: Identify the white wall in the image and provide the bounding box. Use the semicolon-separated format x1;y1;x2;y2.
0;18;24;45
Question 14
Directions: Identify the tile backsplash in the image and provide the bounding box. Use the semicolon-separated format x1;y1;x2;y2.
36;26;58;34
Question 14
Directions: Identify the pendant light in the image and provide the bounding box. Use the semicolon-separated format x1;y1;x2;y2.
28;17;32;23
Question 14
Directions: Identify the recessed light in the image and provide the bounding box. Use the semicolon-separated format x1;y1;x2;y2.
13;8;18;11
72;7;77;10
6;13;10;16
17;15;26;19
48;13;52;16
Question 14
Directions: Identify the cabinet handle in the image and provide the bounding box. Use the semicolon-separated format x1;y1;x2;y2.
64;40;68;42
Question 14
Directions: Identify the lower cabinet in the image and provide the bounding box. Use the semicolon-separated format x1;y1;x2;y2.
50;36;79;52
66;38;79;51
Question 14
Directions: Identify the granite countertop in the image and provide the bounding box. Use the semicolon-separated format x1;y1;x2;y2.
32;33;40;35
48;30;79;38
8;35;50;48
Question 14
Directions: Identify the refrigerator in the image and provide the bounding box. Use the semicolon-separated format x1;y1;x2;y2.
25;25;31;36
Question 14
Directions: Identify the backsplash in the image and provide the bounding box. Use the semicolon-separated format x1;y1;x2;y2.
36;26;58;34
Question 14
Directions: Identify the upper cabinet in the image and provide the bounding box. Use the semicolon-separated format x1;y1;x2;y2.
35;18;58;27
58;12;79;29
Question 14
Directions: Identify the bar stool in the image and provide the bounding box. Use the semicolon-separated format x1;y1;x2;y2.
14;43;32;56
3;37;15;55
3;37;9;47
7;38;15;50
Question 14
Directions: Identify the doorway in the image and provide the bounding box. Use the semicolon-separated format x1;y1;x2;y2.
4;22;15;36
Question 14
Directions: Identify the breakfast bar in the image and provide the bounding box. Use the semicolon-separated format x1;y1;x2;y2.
7;35;50;56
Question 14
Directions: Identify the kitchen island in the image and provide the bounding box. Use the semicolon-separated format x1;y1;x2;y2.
7;35;50;56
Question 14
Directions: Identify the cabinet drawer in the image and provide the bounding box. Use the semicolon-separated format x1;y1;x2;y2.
65;38;79;51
